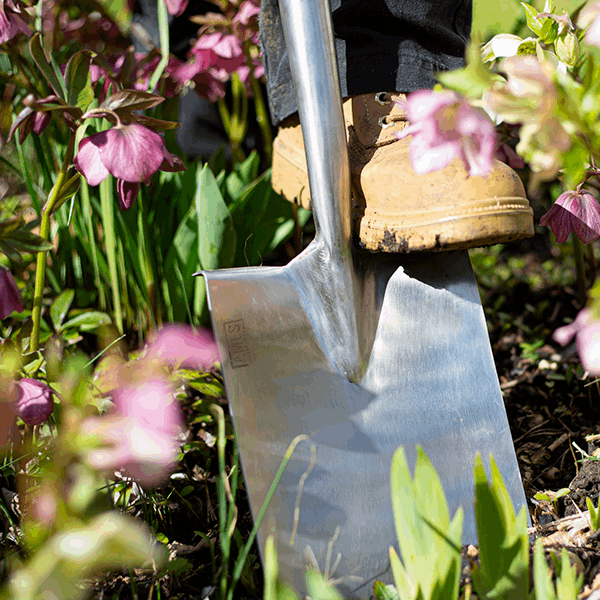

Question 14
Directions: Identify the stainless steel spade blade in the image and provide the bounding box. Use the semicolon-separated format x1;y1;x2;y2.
197;0;528;596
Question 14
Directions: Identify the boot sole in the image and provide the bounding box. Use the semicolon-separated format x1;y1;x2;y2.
272;142;535;253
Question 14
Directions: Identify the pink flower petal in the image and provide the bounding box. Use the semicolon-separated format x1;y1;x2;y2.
96;124;166;183
116;179;140;211
234;1;260;26
578;321;600;375
146;324;219;370
0;268;23;319
112;379;183;435
540;191;600;244
165;0;188;16
15;379;54;425
74;137;110;186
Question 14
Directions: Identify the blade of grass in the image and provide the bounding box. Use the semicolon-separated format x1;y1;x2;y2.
99;176;123;335
79;178;106;308
227;433;317;600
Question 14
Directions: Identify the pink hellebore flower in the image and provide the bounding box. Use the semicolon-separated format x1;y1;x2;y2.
74;123;183;210
14;379;55;425
145;324;219;369
82;325;218;486
165;0;188;16
540;190;600;244
554;309;600;375
0;0;30;44
587;16;600;48
192;32;246;76
235;0;260;26
396;90;496;177
0;267;23;319
83;379;183;486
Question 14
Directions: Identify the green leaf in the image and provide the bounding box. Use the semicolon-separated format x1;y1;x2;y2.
28;34;66;100
436;37;495;99
586;496;600;530
100;90;164;112
521;2;544;35
65;51;95;111
50;173;81;216
373;581;401;600
188;380;225;398
540;18;559;44
50;289;75;331
196;164;236;271
390;447;462;600
61;311;111;332
305;571;343;600
554;548;583;599
471;454;529;600
533;540;556;600
3;229;54;253
561;140;588;190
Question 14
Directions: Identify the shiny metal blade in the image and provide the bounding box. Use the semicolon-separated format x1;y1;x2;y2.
201;248;527;598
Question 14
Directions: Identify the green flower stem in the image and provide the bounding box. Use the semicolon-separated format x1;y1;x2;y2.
573;234;587;307
243;41;273;162
148;0;170;92
30;133;76;352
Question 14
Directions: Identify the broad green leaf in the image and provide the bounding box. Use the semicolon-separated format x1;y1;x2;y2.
235;150;260;184
555;548;583;599
4;229;54;253
390;447;462;600
29;33;66;100
65;51;95;111
50;289;75;331
437;37;495;99
533;541;556;600
471;455;529;600
188;380;225;398
521;2;544;35
196;164;236;271
305;570;343;600
100;90;164;112
561;140;588;190
61;311;111;332
163;204;200;322
389;548;415;600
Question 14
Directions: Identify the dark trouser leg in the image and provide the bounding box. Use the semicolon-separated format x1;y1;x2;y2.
260;0;472;125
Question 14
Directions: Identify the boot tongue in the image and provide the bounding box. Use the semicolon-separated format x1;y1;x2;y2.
343;93;408;149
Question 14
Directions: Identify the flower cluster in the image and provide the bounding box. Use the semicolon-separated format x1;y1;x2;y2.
171;0;262;101
74;121;185;210
396;90;496;177
81;325;218;486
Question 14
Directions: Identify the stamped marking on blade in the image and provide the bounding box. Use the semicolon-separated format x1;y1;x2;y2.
224;319;251;368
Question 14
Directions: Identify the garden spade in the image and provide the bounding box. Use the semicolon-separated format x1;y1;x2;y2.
197;0;528;596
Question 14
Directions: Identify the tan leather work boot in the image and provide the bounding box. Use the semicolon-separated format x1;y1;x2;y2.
272;92;534;253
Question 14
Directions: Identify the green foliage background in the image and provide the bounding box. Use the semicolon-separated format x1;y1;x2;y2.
473;0;582;38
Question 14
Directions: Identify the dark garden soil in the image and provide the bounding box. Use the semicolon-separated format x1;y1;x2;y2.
4;230;600;599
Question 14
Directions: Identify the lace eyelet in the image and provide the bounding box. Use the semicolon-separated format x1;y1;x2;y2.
375;92;391;106
378;116;393;129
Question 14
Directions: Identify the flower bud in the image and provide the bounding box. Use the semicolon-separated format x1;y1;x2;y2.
555;31;580;67
15;379;55;425
0;268;23;319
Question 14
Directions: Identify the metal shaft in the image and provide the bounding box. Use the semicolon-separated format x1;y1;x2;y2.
278;0;363;381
